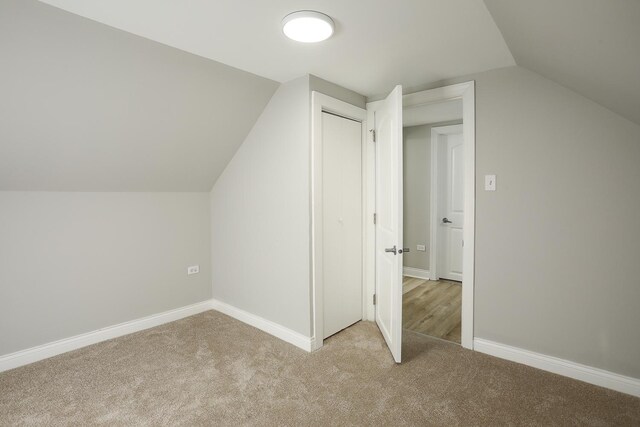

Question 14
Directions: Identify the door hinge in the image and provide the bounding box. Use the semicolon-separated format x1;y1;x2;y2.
370;129;376;142
373;294;376;305
373;213;377;224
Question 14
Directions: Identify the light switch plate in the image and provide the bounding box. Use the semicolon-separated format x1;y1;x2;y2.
187;265;200;275
485;175;496;191
417;245;426;251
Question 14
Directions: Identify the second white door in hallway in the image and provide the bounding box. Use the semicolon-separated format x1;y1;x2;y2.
435;125;464;282
322;112;363;339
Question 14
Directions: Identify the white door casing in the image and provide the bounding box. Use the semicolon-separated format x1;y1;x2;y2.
435;125;464;281
322;112;363;339
410;81;475;349
373;85;403;363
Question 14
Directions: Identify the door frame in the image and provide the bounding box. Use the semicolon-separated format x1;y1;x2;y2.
429;124;464;282
310;92;371;350
404;81;476;349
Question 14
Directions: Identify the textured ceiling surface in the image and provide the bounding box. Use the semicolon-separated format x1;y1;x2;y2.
37;0;515;99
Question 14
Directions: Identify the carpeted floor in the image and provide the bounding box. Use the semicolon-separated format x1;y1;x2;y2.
1;311;639;426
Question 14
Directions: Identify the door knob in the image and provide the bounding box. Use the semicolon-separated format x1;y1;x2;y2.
385;246;397;255
442;217;452;224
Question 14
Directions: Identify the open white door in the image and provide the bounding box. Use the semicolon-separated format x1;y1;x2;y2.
374;85;403;363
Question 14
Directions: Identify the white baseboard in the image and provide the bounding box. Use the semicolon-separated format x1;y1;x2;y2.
0;300;213;373
1;298;314;373
474;338;640;398
210;298;313;352
403;267;431;280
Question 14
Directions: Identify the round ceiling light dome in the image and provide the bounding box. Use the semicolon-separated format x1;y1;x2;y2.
282;11;335;43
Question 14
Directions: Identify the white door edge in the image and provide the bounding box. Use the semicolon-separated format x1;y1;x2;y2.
371;85;403;363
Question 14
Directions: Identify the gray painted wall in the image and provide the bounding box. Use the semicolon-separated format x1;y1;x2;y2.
210;75;366;337
309;75;366;109
412;66;640;378
484;0;640;126
0;0;278;191
210;76;312;336
403;125;431;271
0;192;212;355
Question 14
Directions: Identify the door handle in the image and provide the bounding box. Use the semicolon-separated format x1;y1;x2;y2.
442;217;452;224
385;246;397;255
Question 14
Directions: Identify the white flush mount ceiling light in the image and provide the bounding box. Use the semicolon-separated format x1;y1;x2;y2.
282;11;335;43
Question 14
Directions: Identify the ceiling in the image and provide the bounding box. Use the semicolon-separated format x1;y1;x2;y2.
484;0;640;125
37;0;640;126
37;0;515;99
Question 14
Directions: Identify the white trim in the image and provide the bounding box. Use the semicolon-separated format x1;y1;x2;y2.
311;91;369;351
404;81;476;350
429;127;439;281
210;298;313;352
0;300;213;373
402;267;431;280
474;338;640;398
404;82;473;106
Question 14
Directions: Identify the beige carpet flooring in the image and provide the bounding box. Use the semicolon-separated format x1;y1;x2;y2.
1;311;639;426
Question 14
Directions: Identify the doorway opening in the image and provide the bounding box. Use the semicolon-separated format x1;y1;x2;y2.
402;83;475;349
403;104;463;343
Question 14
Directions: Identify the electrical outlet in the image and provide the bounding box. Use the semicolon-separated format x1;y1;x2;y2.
485;174;496;191
187;265;200;275
417;245;426;251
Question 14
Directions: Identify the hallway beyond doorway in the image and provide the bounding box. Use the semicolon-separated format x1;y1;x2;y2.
403;276;461;343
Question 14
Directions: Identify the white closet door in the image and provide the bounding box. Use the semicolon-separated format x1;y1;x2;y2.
322;112;363;339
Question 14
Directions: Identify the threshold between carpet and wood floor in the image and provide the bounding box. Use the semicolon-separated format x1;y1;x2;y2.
1;310;639;425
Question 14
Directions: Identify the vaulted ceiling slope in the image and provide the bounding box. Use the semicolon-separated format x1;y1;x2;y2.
484;0;640;126
36;0;515;100
0;0;278;191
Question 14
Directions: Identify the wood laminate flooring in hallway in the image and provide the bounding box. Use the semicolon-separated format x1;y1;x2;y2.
403;276;462;343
